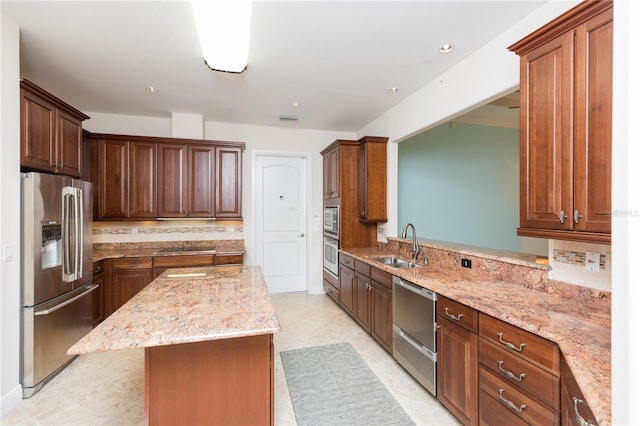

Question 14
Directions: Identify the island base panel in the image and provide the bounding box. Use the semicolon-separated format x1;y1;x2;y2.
145;334;274;426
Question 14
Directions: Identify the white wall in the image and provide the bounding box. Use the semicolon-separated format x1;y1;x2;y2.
85;113;354;295
0;12;24;416
612;1;638;423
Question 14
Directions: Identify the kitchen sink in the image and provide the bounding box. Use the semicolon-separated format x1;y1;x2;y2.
372;256;422;269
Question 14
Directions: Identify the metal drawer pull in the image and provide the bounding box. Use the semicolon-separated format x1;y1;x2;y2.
559;210;567;224
444;307;463;321
498;332;525;352
573;397;595;426
498;360;525;382
498;388;526;414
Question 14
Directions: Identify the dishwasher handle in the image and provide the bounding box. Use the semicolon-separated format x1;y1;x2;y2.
392;276;437;301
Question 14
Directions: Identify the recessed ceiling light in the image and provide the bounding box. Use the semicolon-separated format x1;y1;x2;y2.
388;87;399;93
291;101;300;108
145;86;159;93
439;44;454;54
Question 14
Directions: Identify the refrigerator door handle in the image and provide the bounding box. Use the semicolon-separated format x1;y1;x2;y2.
76;187;83;278
62;186;81;282
34;284;99;316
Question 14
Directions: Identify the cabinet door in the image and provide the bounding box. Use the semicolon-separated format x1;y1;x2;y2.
157;144;188;217
56;110;83;177
370;280;392;354
354;272;371;330
189;145;216;217
519;31;574;231
20;88;56;173
99;139;129;218
113;269;152;311
215;146;242;218
92;273;104;327
129;142;156;218
574;8;613;234
338;264;355;317
358;137;387;223
437;317;479;426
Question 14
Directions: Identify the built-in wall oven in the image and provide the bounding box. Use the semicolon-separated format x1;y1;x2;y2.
323;236;339;276
392;275;438;396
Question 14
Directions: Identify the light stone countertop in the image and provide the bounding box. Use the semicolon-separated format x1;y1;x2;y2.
68;265;281;354
343;247;611;426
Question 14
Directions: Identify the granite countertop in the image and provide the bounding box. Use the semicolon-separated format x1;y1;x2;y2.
343;247;611;426
68;265;281;354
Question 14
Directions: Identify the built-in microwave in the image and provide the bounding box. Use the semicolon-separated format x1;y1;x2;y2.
323;206;339;236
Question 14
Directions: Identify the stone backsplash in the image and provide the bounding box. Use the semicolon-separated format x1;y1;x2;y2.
384;237;611;314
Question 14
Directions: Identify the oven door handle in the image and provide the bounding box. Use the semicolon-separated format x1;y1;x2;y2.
393;324;437;361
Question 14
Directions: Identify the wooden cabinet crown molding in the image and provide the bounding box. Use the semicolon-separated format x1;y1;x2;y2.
508;0;612;55
85;131;246;151
20;78;90;121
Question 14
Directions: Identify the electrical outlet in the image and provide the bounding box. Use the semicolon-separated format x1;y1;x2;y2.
461;258;472;268
585;251;600;272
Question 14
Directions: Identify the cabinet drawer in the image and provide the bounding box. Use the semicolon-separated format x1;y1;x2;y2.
355;259;370;276
370;266;391;289
323;279;339;304
215;254;243;266
479;313;560;375
323;269;338;288
480;367;559;426
437;296;478;333
339;253;354;269
479;388;528;426
152;255;214;268
480;338;560;409
111;257;152;270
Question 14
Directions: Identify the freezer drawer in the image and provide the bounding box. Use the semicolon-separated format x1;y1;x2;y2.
22;282;97;397
392;325;437;396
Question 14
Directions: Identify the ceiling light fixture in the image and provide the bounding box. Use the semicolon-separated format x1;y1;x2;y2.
191;0;252;74
388;87;399;93
439;44;454;54
145;86;159;93
291;101;300;108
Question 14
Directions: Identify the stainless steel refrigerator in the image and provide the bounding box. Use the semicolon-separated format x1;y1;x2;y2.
21;172;95;398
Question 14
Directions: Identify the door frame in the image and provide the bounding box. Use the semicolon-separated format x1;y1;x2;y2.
252;150;312;293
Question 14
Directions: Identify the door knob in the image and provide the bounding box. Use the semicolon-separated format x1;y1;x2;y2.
297;233;305;237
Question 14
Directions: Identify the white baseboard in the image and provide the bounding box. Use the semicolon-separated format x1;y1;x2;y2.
0;385;22;419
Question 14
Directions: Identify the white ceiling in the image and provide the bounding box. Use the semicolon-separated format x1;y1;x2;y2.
1;1;540;132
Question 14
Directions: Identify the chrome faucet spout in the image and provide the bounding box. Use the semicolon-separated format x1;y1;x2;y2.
401;223;419;262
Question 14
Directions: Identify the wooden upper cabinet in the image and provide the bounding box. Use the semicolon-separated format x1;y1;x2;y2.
157;144;188;217
20;79;89;178
214;146;243;218
190;145;216;217
98;138;156;219
509;1;612;244
359;136;388;223
322;146;339;199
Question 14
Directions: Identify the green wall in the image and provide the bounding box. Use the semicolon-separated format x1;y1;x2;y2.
398;122;521;252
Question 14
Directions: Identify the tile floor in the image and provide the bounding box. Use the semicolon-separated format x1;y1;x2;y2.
2;293;460;425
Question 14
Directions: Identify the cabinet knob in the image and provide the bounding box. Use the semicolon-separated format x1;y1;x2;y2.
559;210;567;224
574;209;583;224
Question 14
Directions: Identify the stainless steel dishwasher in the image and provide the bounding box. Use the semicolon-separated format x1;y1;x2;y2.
392;275;437;396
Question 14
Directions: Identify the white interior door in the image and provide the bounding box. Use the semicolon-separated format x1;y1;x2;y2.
254;154;308;294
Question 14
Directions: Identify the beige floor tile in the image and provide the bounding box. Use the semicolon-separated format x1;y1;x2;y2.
2;293;459;426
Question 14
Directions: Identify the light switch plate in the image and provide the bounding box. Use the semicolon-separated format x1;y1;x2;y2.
3;244;14;262
585;251;600;272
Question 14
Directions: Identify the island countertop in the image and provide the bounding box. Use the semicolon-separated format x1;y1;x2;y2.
68;265;281;354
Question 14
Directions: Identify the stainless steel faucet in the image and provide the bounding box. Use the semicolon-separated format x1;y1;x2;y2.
401;223;419;262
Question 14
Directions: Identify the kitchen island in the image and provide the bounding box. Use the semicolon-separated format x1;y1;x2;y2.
68;265;281;426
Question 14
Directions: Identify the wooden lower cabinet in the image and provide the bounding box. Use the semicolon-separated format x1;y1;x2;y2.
338;260;355;317
437;316;479;426
214;253;244;266
91;261;105;327
105;257;153;317
145;333;274;425
561;357;598;426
